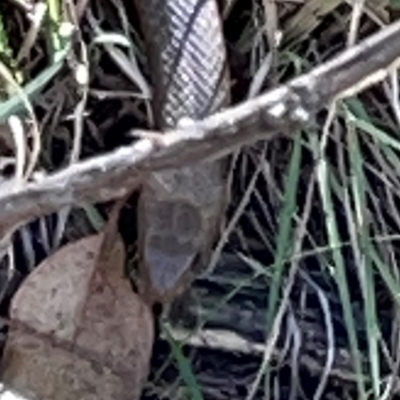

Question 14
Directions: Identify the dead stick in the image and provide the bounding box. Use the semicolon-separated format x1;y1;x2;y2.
1;19;400;247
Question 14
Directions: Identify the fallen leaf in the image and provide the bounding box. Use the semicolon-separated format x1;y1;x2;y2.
1;202;154;400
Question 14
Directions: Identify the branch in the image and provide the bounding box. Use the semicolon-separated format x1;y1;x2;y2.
1;19;400;246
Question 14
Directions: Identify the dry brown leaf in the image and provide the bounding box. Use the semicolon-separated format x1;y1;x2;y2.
1;203;154;400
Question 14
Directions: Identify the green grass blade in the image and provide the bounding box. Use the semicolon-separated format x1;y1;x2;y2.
164;324;204;400
368;243;400;309
265;134;302;329
350;114;400;152
0;45;69;124
346;110;381;397
46;0;63;57
316;138;367;398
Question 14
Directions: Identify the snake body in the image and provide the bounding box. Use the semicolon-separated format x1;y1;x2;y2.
134;0;230;302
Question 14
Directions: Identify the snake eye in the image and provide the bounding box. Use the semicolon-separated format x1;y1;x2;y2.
174;201;202;238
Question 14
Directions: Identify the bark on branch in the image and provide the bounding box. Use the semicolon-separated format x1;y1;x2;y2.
1;19;400;248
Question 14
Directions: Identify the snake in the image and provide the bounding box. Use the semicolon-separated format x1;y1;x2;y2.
134;0;230;304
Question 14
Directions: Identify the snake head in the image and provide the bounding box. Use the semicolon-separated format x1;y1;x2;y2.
138;198;207;304
138;163;227;305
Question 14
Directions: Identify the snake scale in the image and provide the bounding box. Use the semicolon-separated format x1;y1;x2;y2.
134;0;230;303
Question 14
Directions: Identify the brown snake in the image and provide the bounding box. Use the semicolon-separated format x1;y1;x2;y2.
134;0;230;303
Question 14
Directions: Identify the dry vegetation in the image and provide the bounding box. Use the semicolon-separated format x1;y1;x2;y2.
1;0;400;399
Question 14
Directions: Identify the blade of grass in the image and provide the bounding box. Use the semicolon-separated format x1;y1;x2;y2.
259;134;302;397
346;109;381;397
82;205;105;232
164;324;204;400
368;243;400;309
265;135;302;329
0;45;69;124
0;60;41;177
316;112;367;397
248;142;314;400
0;12;12;63
351;113;400;153
46;0;62;57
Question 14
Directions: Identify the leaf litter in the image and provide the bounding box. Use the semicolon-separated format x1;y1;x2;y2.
1;200;154;400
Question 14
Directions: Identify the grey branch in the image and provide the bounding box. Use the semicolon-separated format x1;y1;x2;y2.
1;19;400;245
